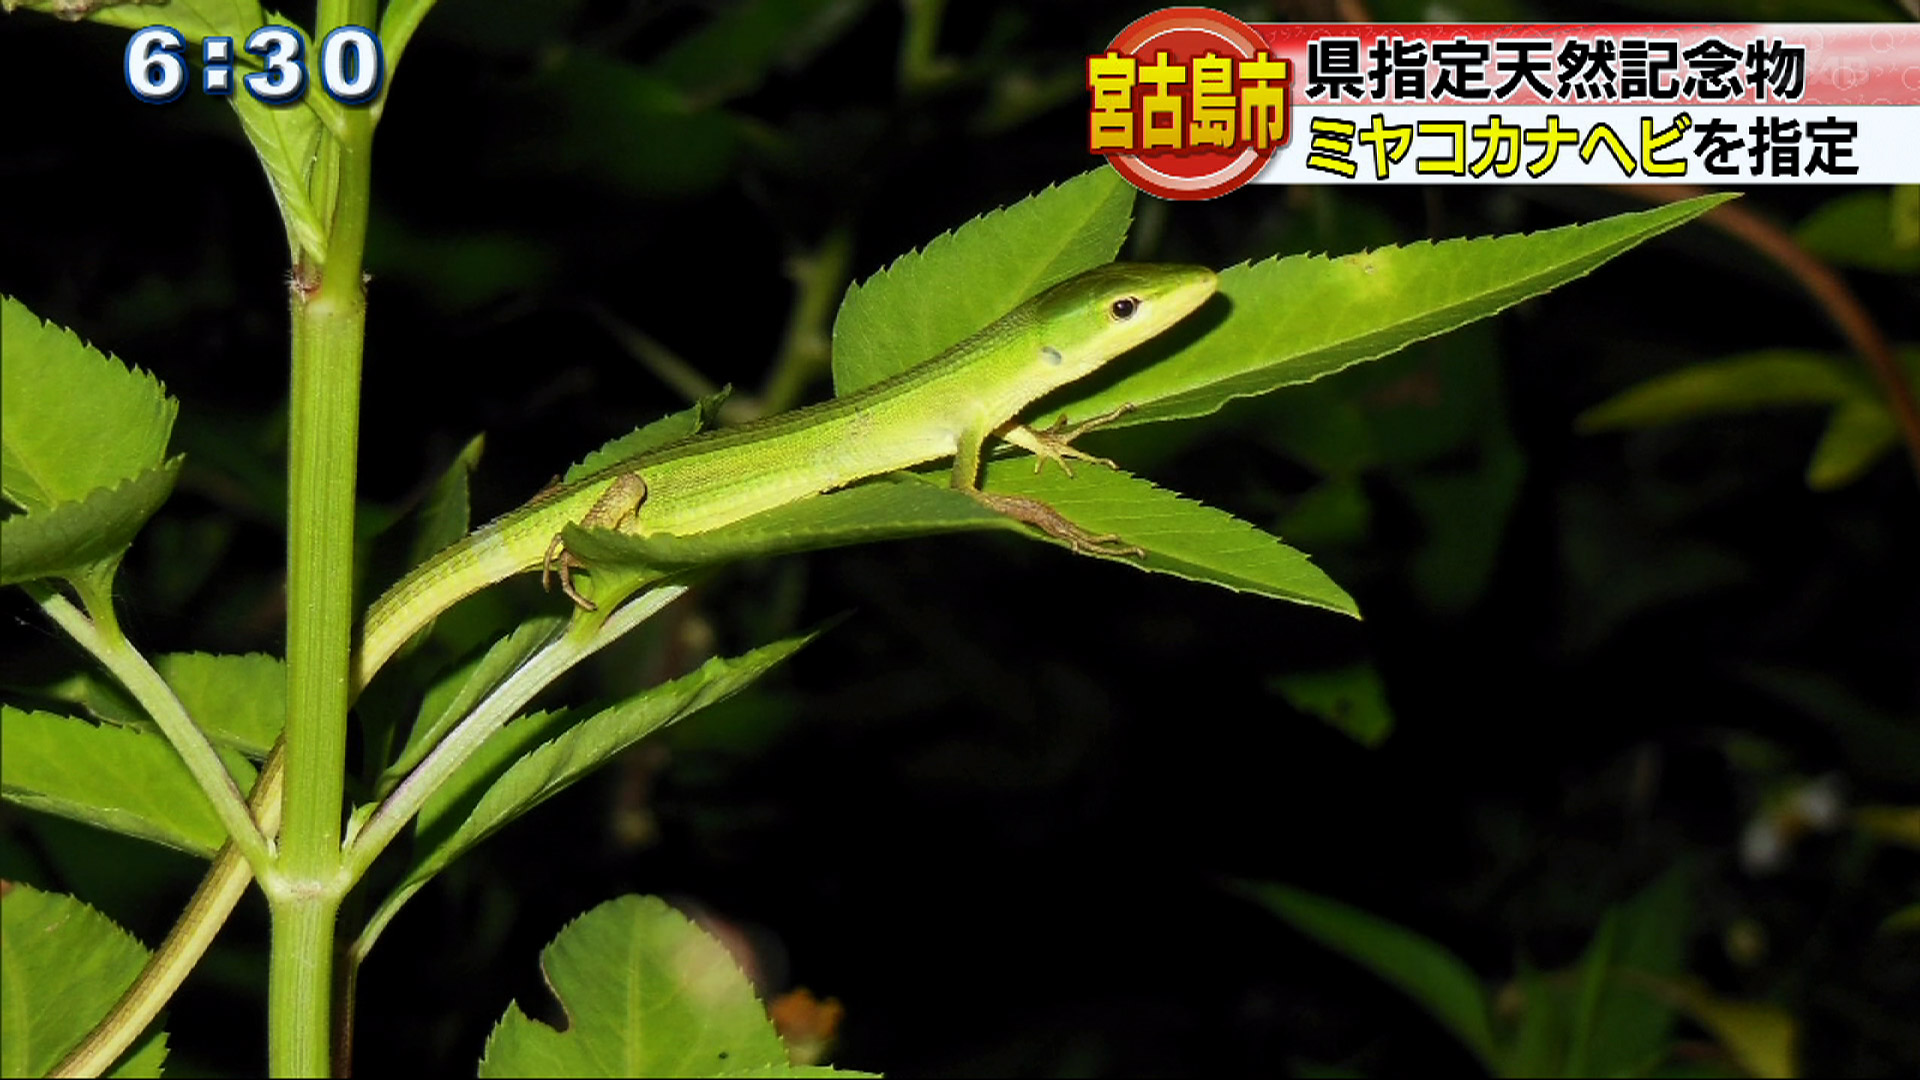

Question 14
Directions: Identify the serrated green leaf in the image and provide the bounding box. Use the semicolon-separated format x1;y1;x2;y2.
0;883;167;1078
230;77;329;261
978;459;1358;616
152;652;286;758
35;652;282;758
564;460;1355;617
360;634;813;954
0;458;183;587
1;296;176;512
566;392;729;482
478;895;800;1078
5;0;261;41
1577;351;1866;431
1272;664;1395;747
832;169;1134;394
1806;397;1899;490
1241;882;1497;1069
1;706;241;857
411;705;572;847
1049;194;1738;430
383;616;567;789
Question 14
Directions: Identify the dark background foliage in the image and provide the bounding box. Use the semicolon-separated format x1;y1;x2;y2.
3;0;1915;1075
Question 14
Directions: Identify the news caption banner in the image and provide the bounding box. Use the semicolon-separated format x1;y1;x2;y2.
1087;7;1920;199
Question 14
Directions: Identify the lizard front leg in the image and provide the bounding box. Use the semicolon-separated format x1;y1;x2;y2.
998;403;1137;478
954;421;1144;558
542;471;649;610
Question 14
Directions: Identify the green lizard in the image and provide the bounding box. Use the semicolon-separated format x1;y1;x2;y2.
358;261;1217;677
51;261;1216;1077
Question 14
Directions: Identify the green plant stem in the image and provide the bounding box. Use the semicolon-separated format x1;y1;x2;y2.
329;584;687;1069
271;243;364;1074
50;748;286;1078
26;583;273;876
269;893;343;1076
269;2;378;1072
280;219;366;876
59;542;438;1079
341;584;687;884
55;541;446;1077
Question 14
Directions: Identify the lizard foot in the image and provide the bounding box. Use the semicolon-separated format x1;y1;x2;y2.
541;533;599;612
1026;403;1137;478
971;491;1144;558
540;471;650;614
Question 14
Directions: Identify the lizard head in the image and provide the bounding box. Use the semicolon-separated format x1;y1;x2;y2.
1028;262;1218;378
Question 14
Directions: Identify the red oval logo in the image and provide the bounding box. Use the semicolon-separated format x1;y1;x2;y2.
1088;8;1291;199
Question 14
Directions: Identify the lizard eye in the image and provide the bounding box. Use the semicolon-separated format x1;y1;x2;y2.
1108;296;1139;321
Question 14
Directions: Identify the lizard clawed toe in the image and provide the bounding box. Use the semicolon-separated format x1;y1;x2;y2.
1064;532;1145;558
541;532;599;612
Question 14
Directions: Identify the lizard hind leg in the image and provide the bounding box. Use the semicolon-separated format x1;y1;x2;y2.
541;534;598;611
541;471;650;612
969;490;1144;558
